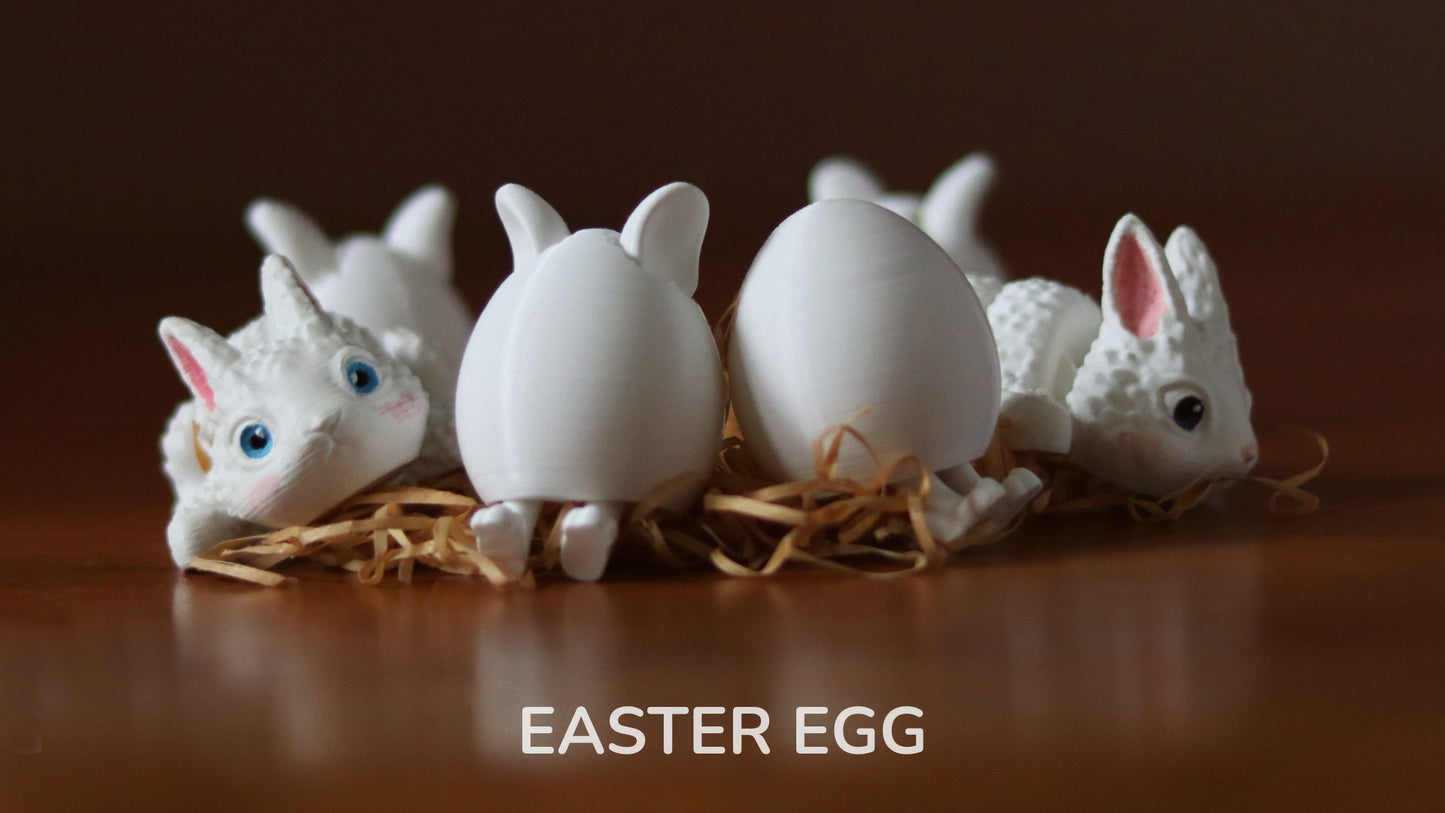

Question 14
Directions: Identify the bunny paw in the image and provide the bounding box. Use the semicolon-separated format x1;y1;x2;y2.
923;467;1044;545
559;503;624;582
995;467;1044;521
999;392;1073;454
923;478;1002;542
471;502;537;580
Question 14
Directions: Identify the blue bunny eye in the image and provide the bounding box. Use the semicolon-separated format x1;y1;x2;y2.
346;360;380;394
239;423;273;458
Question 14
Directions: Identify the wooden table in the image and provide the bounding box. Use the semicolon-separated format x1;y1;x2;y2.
2;225;1442;811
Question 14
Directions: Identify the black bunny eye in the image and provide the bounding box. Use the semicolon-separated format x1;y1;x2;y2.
1172;396;1205;431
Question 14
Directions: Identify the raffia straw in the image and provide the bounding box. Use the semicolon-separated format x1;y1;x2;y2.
987;423;1329;522
185;418;1325;587
187;296;1326;586
692;298;1032;576
699;412;972;578
187;482;535;588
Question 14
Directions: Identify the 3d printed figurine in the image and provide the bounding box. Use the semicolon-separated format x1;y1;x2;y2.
455;182;725;581
988;214;1258;496
809;153;1008;306
727;198;1041;542
159;257;430;566
246;185;469;476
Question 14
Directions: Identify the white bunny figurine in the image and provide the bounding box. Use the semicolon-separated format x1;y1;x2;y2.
159;256;431;566
988;214;1258;496
246;185;470;477
454;182;725;581
809;153;1008;307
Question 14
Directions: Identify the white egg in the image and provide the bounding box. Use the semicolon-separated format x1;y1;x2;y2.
728;199;1000;483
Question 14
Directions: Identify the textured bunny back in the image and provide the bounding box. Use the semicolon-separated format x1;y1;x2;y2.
991;280;1101;395
987;278;1101;452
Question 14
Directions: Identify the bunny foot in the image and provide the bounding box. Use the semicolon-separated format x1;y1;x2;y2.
471;500;540;580
559;502;625;581
168;503;262;568
922;466;1043;545
999;391;1073;454
997;467;1044;520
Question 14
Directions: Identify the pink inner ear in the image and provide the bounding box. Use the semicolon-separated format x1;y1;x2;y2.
165;335;216;411
1113;233;1166;339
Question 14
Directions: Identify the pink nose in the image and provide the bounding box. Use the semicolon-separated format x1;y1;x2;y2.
1242;443;1259;464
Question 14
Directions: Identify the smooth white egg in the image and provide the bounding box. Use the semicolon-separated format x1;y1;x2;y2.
728;199;1000;483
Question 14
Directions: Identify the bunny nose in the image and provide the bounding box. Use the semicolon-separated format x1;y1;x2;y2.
1241;443;1259;464
309;413;342;435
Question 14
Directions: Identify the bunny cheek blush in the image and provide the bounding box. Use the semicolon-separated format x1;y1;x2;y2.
454;183;724;582
245;475;282;517
158;256;429;567
207;346;424;529
727;199;1042;544
989;214;1258;497
377;391;423;423
1115;429;1166;474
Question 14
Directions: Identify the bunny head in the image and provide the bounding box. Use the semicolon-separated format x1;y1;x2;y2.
493;181;708;295
1069;216;1260;496
1065;215;1257;496
808;153;1007;297
160;256;429;529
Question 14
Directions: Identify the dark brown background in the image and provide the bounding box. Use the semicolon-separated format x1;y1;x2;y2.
5;1;1439;496
3;3;1445;810
5;2;1443;511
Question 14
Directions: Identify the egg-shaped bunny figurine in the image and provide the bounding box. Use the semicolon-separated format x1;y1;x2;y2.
728;199;1042;544
988;214;1257;496
246;185;470;477
809;153;1008;307
159;256;430;566
455;182;725;581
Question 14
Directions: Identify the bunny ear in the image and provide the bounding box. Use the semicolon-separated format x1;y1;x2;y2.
918;152;995;247
808;157;886;204
620;182;709;296
495;184;570;269
259;254;331;333
245;199;335;285
1101;214;1190;340
159;316;239;412
384;184;455;278
1165;226;1230;325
